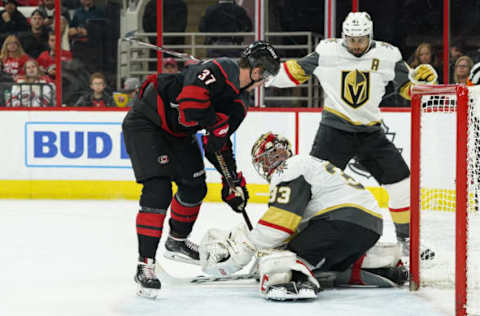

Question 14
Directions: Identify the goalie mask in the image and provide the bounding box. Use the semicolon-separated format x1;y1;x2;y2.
342;12;373;57
251;132;292;182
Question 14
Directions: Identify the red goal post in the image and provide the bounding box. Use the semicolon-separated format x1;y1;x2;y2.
410;84;480;316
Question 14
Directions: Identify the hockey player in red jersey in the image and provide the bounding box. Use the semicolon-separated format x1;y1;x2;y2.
199;132;408;301
122;41;281;298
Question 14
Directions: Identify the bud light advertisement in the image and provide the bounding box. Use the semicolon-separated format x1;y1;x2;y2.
25;122;131;168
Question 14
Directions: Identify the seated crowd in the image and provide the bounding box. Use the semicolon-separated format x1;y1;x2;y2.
1;0;480;107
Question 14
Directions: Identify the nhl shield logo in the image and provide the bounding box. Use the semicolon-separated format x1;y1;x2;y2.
341;70;370;108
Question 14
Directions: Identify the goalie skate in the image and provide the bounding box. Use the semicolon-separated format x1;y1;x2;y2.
262;281;319;301
164;235;200;265
134;258;161;299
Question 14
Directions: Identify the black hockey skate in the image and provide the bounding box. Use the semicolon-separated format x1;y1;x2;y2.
164;235;200;265
135;257;161;299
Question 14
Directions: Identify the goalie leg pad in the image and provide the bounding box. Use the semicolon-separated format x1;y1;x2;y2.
362;242;402;269
258;251;320;301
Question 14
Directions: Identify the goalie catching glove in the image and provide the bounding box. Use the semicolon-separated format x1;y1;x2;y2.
199;224;256;277
409;64;438;84
221;172;249;212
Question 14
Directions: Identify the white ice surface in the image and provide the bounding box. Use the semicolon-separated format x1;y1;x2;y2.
0;200;454;316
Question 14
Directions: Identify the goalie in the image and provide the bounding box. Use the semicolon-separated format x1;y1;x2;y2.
199;132;408;301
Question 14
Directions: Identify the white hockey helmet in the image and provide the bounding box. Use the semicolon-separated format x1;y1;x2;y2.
342;12;373;43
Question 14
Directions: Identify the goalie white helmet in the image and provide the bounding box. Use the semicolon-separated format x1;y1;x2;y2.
342;12;373;57
251;132;293;182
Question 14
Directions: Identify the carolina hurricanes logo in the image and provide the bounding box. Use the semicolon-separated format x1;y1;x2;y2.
157;155;169;164
214;126;229;137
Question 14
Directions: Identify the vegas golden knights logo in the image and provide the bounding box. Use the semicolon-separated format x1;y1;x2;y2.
341;70;370;108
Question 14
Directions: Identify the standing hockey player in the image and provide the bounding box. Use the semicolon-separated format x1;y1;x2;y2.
199;132;408;301
266;12;438;256
122;41;281;298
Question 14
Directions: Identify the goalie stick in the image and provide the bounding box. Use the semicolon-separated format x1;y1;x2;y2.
157;263;258;285
215;152;253;230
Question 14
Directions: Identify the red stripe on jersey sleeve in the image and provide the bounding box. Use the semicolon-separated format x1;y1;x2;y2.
177;85;210;102
258;219;294;235
213;60;239;94
283;62;300;85
179;99;211;109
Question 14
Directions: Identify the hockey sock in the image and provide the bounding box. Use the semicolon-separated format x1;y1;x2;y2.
169;194;201;238
136;207;167;259
384;177;410;239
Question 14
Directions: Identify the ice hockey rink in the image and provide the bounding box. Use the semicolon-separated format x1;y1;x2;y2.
1;199;476;316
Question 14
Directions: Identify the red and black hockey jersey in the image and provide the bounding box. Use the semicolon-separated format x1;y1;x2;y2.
133;58;249;138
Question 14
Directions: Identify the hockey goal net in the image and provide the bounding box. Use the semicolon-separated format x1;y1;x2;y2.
410;84;480;316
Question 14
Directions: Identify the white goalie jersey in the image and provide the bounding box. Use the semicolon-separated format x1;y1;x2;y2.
268;39;411;130
249;154;383;249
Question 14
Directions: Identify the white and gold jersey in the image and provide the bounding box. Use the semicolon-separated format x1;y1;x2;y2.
267;39;411;131
249;154;383;250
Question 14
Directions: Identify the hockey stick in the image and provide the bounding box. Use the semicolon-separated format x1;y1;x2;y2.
157;263;257;285
122;30;200;61
215;152;253;230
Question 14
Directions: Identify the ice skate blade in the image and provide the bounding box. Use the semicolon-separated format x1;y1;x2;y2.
136;286;159;299
163;251;200;265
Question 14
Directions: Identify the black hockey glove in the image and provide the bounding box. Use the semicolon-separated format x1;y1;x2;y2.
202;113;230;153
221;172;249;213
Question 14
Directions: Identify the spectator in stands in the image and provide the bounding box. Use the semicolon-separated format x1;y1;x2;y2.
62;0;81;12
162;57;179;74
7;58;55;107
19;10;50;59
409;42;442;83
450;40;466;81
74;72;114;107
199;0;252;57
0;34;30;77
69;0;105;42
37;31;72;80
113;77;140;107
142;0;187;71
142;0;187;47
452;55;473;84
0;0;29;46
57;16;70;51
37;0;71;28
